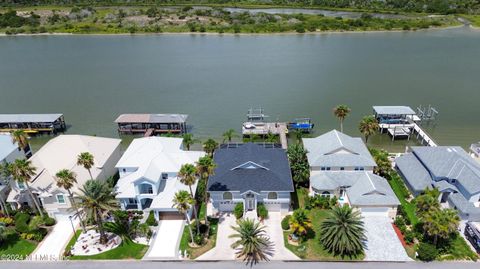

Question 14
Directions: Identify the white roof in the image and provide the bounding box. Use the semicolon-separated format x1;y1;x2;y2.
373;106;416;115
0;114;63;123
115;137;204;200
10;135;121;198
0;134;18;161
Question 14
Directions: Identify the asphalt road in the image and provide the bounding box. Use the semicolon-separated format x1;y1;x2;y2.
0;261;479;269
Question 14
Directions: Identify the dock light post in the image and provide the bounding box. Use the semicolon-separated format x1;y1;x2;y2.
69;215;78;243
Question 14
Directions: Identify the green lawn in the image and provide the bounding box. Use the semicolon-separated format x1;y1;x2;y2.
0;229;38;259
63;230;82;255
387;172;418;225
69;241;148;260
438;234;478;261
179;217;219;259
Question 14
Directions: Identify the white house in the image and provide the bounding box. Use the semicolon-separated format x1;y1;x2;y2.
7;135;122;219
0;134;26;212
114;137;204;220
207;143;294;214
303;130;399;218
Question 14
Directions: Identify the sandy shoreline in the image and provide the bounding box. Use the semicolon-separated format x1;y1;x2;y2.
0;24;469;37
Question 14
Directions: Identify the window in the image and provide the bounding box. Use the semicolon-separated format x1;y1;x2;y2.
340;167;345;171
17;181;26;190
161;173;168;180
354;167;365;171
321;191;330;197
140;183;153;194
56;194;66;204
267;192;277;200
223;192;233;200
321;167;331;171
128;198;137;204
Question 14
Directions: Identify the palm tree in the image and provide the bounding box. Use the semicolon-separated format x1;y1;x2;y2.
333;105;351;133
203;138;218;157
222;129;238;143
289;209;312;237
230;218;272;265
55;169;85;231
173;190;195;244
358;115;379;144
178;163;200;233
195;156;216;224
78;179;118;244
319;205;366;257
265;132;277;143
11;130;31;157
77;152;95;180
182;133;198;151
0;162;12;216
422;208;459;246
9;159;43;217
415;188;440;218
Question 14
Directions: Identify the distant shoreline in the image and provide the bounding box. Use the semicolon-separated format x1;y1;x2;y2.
0;24;468;37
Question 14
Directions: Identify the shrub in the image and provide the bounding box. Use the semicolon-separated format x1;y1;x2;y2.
15;212;31;233
417;242;438;261
145;211;158;226
281;215;291;230
394;216;406;229
404;230;415;244
0;217;14;226
194;233;204;245
257;204;268;220
233;203;243;219
43;216;56;226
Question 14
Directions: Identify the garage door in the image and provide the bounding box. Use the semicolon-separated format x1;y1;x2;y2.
219;201;236;212
263;202;281;211
360;207;389;217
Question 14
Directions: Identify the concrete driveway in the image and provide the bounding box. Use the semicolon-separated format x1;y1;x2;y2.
196;213;237;260
263;212;299;260
362;215;411;261
144;219;185;260
31;214;79;261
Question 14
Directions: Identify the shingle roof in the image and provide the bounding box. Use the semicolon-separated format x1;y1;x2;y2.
207;143;294;193
395;153;432;193
347;172;400;206
373;106;416;115
310;171;360;191
302;130;376;168
0;114;63;123
411;146;480;195
0;134;18;161
448;193;480;221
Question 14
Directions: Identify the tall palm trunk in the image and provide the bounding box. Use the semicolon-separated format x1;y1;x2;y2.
0;197;9;217
87;169;93;180
67;189;85;231
188;185;200;234
25;182;43;218
185;212;194;244
204;182;209;226
340;119;344;133
96;211;107;244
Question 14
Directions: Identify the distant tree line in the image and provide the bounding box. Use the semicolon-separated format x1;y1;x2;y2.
1;0;480;14
0;10;40;28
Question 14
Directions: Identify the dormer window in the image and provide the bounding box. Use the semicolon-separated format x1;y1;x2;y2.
139;183;153;194
162;173;168;180
17;181;26;190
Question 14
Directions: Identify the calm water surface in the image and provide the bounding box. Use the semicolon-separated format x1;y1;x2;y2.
0;27;479;151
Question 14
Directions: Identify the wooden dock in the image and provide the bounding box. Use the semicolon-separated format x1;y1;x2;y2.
412;123;437;147
0;114;66;134
242;122;288;149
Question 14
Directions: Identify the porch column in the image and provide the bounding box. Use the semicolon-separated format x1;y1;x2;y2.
137;197;142;210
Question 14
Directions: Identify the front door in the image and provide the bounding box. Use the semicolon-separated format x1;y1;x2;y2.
245;193;255;211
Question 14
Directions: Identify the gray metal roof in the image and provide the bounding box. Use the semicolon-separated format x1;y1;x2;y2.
0;114;63;123
395;153;433;193
347;172;400;206
373;106;416;115
411;146;480;196
302;130;376;168
207;143;294;193
432;181;459;193
115;114;188;124
0;134;18;161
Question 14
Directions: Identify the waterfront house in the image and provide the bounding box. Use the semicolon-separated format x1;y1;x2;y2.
303;130;399;217
6;135;121;219
114;137;204;220
207;143;294;214
396;146;480;221
0;134;26;212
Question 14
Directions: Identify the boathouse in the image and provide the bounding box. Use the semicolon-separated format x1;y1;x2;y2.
0;114;66;134
115;114;188;135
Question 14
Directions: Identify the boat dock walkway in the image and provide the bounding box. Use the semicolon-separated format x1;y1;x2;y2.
412;123;437;147
242;122;288;149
